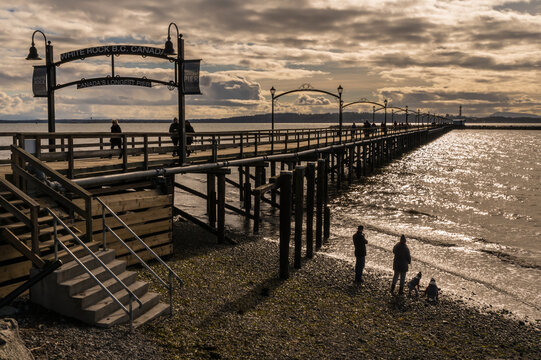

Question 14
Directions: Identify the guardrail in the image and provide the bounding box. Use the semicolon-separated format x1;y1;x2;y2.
3;124;433;178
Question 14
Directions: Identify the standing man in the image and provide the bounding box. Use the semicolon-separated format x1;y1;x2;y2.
352;225;368;284
185;119;195;156
391;234;411;295
169;117;181;157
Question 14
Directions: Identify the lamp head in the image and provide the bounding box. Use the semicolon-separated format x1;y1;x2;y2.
164;37;175;55
26;44;41;60
337;85;343;95
270;86;276;96
384;99;388;106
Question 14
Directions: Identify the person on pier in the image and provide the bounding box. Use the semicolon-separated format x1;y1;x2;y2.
169;117;181;157
110;119;122;159
352;225;368;284
185;119;195;156
391;234;411;295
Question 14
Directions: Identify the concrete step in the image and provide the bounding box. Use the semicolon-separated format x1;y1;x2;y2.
53;249;116;283
132;302;170;329
72;270;138;309
82;281;150;324
95;291;161;328
59;259;127;296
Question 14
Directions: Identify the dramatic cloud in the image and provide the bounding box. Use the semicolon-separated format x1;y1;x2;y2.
1;0;541;119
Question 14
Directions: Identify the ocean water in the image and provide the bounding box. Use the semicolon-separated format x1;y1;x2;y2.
321;130;541;321
2;123;540;321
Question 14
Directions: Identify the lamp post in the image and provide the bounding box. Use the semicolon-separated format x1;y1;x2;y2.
372;106;376;124
383;99;388;125
164;22;185;165
405;105;408;127
337;85;343;143
26;30;56;152
270;86;276;153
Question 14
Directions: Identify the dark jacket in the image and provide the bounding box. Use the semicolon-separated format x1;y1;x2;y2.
392;242;411;272
169;123;181;139
110;124;122;145
185;122;194;145
353;231;367;258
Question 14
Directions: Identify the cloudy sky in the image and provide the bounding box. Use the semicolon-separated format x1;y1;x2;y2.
1;0;541;120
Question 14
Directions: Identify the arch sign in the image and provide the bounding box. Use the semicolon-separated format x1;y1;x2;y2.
31;44;201;95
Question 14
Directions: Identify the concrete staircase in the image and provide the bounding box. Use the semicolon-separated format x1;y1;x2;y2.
30;243;170;328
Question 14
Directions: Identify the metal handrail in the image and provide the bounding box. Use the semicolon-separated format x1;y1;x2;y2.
47;208;141;331
95;196;183;316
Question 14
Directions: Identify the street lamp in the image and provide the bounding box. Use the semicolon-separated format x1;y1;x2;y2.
372;105;376;123
26;30;56;152
337;85;343;143
383;99;388;125
164;22;186;164
270;86;276;153
405;105;408;127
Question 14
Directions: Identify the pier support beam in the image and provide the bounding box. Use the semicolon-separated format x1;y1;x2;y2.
217;173;226;243
305;162;315;258
294;166;305;269
316;159;325;250
279;171;292;279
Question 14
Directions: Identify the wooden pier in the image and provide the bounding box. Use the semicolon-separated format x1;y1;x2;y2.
0;124;450;297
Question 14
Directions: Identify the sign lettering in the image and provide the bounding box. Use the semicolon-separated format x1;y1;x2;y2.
77;77;152;89
184;60;201;95
60;45;167;63
32;65;48;97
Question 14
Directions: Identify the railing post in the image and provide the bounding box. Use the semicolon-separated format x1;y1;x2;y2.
240;134;244;158
53;217;58;261
212;136;218;162
253;189;260;234
31;205;39;256
279;171;292;279
67;137;74;179
35;136;41;159
102;203;107;250
85;197;93;243
243;166;251;212
207;173;216;228
144;135;149;170
305;162;315;258
316;159;325;250
284;134;288;153
169;271;173;316
294;166;305;269
122;134;128;172
217;173;226;244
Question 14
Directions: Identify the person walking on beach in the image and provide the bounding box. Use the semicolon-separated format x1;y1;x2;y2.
110;119;122;159
391;234;411;295
352;225;368;284
169;117;181;157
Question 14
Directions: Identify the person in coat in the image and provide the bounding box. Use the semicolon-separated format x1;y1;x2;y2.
352;225;368;284
425;278;439;303
110;119;122;159
185;119;195;156
391;234;411;295
169;117;181;157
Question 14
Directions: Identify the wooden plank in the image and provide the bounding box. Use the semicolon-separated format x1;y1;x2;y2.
0;194;31;227
110;232;171;258
0;178;40;207
73;190;171;216
0;259;32;284
0;281;29;298
12;164;87;217
121;243;173;266
74;206;171;234
1;229;45;268
10;145;91;198
103;219;171;242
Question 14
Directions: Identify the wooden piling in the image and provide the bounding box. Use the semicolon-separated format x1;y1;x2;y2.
217;173;225;243
316;159;324;250
279;171;292;279
294;166;305;269
305;162;315;259
207;173;216;227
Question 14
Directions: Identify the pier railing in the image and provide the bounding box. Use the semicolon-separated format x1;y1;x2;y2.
2;124;435;178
